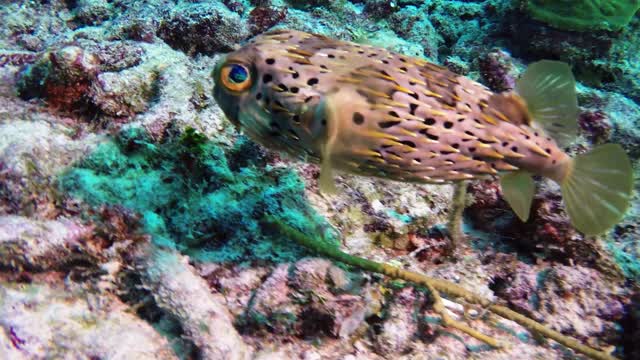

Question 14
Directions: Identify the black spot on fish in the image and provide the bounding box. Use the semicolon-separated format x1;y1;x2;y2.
511;146;519;153
444;121;453;129
328;54;335;58
266;58;275;65
304;96;313;103
469;147;476;152
321;118;327;126
502;141;508;147
256;92;262;100
426;133;439;141
388;111;400;118
441;150;455;155
479;138;496;144
289;67;298;78
410;103;418;115
307;78;319;86
278;83;288;92
414;158;422;163
358;50;365;54
382;59;389;64
379;120;401;128
263;74;273;83
400;66;408;72
290;87;299;93
409;92;419;100
452;143;459;149
424;118;436;126
546;148;552;154
401;140;416;148
399;58;407;63
292;115;300;123
353;112;365;125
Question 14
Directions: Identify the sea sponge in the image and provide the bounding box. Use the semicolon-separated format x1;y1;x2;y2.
525;0;640;31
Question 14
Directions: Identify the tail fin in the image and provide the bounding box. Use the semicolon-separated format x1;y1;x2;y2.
560;144;633;235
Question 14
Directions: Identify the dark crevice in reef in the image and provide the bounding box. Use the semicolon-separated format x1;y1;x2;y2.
118;271;201;360
620;291;640;360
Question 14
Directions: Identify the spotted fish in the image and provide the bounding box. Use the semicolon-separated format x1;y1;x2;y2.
212;29;633;235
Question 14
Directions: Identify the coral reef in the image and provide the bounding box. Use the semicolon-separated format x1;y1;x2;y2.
0;0;639;359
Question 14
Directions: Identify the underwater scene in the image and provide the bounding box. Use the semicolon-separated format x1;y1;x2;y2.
1;0;640;359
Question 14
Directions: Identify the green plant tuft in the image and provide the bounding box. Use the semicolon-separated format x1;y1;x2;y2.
525;0;640;32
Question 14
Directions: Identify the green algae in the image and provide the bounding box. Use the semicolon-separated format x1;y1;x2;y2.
60;127;338;264
526;0;640;32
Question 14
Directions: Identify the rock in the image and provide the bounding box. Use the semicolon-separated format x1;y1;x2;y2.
157;2;249;55
0;282;176;359
0;216;92;270
140;247;252;360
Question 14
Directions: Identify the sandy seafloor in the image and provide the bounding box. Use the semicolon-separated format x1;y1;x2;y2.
1;1;639;359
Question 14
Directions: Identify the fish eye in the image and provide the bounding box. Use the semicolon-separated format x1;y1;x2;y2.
220;63;252;92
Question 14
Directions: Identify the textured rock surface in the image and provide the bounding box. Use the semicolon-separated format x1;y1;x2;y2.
0;282;176;359
0;0;638;359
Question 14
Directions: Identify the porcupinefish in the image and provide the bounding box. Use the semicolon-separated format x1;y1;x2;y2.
212;29;633;236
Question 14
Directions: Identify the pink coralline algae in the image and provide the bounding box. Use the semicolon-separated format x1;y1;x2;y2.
579;110;612;144
17;46;100;111
478;50;517;92
249;6;288;35
0;51;37;67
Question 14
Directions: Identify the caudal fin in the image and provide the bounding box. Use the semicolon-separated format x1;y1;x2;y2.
560;144;633;235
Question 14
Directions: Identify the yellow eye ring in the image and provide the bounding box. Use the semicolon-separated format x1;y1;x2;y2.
220;63;252;92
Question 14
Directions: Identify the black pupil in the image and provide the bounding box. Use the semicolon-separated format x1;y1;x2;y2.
229;65;248;83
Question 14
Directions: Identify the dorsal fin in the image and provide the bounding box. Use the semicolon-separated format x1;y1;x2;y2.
515;60;579;147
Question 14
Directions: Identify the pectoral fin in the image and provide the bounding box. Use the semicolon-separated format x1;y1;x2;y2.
315;93;341;195
516;60;579;147
500;171;535;222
